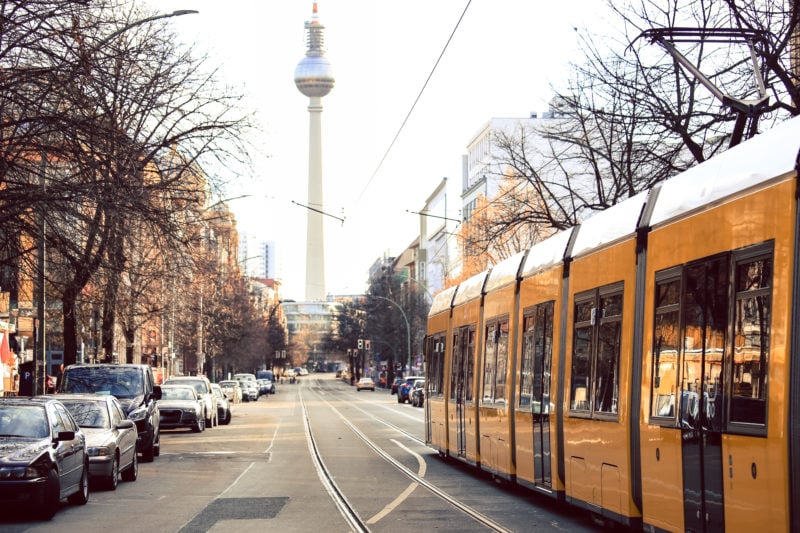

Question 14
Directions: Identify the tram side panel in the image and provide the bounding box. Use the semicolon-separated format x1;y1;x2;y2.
448;297;483;465
640;177;795;533
478;282;518;480
426;311;451;454
563;238;641;526
515;266;565;496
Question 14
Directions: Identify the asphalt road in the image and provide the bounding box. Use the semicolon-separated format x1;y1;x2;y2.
1;375;608;532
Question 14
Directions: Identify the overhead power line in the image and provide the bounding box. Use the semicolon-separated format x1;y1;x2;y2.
353;0;474;207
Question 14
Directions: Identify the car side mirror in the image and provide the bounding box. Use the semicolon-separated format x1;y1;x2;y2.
152;385;162;401
116;420;135;430
54;430;75;442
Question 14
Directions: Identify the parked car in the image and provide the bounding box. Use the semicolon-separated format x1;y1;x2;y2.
56;393;138;490
0;397;89;519
59;364;162;462
219;380;242;404
398;376;424;404
356;377;375;391
238;379;258;402
257;378;274;396
211;384;232;425
390;378;403;394
410;379;426;407
158;385;206;432
163;375;218;428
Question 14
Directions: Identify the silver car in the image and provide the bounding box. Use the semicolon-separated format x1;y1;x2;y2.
163;376;218;427
158;385;206;432
211;384;232;425
56;393;138;491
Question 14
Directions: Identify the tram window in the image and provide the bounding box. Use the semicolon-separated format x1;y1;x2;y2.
519;314;536;408
519;302;555;412
426;334;445;397
466;328;475;402
595;293;622;414
570;284;623;418
651;274;681;421
730;252;771;429
481;319;509;406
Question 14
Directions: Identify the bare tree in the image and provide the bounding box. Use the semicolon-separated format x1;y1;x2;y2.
19;0;255;366
468;1;799;257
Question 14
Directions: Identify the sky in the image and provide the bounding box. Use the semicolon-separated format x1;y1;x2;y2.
146;0;600;300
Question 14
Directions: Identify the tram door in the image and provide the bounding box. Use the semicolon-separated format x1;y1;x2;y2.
452;326;473;457
680;257;727;532
522;302;554;487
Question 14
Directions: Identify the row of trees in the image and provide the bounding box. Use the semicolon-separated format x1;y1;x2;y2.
456;0;799;276
0;0;273;375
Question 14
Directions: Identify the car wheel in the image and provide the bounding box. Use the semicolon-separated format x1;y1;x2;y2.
121;450;138;482
38;468;60;520
154;430;160;457
193;415;205;432
67;461;89;505
223;409;232;425
104;455;119;491
141;435;155;463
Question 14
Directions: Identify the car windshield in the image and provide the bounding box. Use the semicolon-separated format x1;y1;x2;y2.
161;387;195;401
61;367;143;399
166;380;206;394
0;405;49;438
60;400;109;429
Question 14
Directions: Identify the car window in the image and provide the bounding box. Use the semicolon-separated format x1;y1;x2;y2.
61;400;109;429
111;401;125;426
162;387;195;400
62;366;143;399
50;403;76;434
0;405;48;438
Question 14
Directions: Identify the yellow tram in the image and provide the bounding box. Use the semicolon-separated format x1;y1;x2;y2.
424;115;800;532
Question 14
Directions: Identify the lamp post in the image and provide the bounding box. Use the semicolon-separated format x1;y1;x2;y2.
98;10;199;48
371;295;411;375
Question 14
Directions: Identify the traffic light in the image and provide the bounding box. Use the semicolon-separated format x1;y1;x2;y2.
358;338;363;350
365;339;371;351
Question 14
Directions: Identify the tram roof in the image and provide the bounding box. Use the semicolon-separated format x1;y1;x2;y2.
429;285;457;315
484;251;526;293
452;270;488;306
520;227;576;277
650;115;800;227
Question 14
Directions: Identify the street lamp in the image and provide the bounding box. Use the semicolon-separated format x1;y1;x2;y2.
98;10;199;47
370;295;411;375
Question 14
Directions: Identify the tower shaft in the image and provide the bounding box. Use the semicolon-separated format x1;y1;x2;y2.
305;96;325;300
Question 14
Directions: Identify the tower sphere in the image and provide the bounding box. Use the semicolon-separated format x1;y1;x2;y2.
294;55;335;98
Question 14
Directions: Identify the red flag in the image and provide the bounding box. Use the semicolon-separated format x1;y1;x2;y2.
0;330;13;366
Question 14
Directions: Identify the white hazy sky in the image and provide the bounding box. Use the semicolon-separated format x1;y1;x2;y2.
147;0;600;300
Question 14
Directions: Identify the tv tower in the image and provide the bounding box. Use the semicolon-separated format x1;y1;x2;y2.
294;2;334;301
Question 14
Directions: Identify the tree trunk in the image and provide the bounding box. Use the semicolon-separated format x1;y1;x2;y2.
61;287;79;367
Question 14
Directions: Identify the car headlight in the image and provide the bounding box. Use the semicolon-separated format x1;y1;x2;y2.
128;406;148;422
86;446;112;457
0;465;41;479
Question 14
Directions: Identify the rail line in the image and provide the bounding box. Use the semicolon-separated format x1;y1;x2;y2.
299;388;369;533
305;379;514;533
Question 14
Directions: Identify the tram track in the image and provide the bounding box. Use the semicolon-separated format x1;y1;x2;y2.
302;380;514;533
